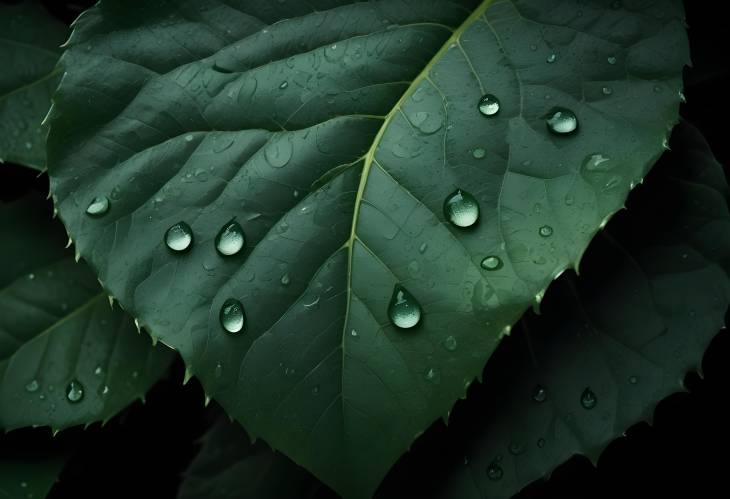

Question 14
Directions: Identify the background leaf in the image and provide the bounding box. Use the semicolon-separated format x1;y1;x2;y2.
0;1;66;170
0;451;67;499
0;192;175;431
47;0;687;495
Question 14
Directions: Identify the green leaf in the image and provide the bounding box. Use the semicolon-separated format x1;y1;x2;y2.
0;1;67;170
47;0;688;495
178;122;730;499
377;121;730;498
0;192;175;431
179;415;333;499
0;452;67;499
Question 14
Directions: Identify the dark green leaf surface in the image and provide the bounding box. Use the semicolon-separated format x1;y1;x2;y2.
178;123;730;499
378;121;730;498
0;452;67;499
47;0;687;495
0;1;67;170
0;193;175;431
179;415;333;499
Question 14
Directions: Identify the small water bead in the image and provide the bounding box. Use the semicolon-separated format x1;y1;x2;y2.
280;273;291;286
539;225;554;238
279;81;289;89
508;441;526;455
629;375;638;385
472;147;486;159
66;379;84;403
215;220;245;256
602;86;613;95
25;380;39;393
85;196;110;217
532;384;548;403
537;438;546;448
215;362;223;379
546;108;579;135
444;189;480;228
486;461;503;481
165;221;194;252
607;56;617;65
418;242;428;254
478;94;501;116
442;335;458;352
423;367;441;383
220;298;246;334
580;387;597;409
388;284;422;329
481;256;503;271
583;153;612;172
546;53;557;63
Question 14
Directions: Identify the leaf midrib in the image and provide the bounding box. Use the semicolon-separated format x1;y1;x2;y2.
339;0;496;424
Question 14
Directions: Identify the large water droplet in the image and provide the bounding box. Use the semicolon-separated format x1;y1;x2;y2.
220;298;245;334
532;384;547;403
165;222;193;252
580;387;597;409
215;220;245;256
25;380;39;393
66;379;84;403
86;196;109;217
388;284;422;329
444;189;480;228
546;108;578;135
478;94;501;116
486;461;503;481
481;256;503;271
264;138;293;168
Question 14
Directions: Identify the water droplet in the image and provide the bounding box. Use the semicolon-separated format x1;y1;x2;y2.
539;225;553;238
66;379;84;403
185;134;194;142
86;196;110;217
94;366;102;376
508;441;526;455
607;56;617;65
215;220;245;256
220;298;245;334
312;385;320;395
264;138;293;168
546;108;578;135
25;380;39;393
481;256;503;271
546;53;557;63
532;384;547;403
280;273;291;286
165;222;194;252
442;335;458;352
419;242;428;254
409;111;442;134
478;94;501;116
580;387;597;409
214;362;223;378
444;189;480;228
486;461;503;481
537;438;546;448
350;329;358;338
582;153;612;173
602;86;613;95
423;367;441;383
472;147;486;159
629;375;638;385
388;284;422;329
279;81;289;89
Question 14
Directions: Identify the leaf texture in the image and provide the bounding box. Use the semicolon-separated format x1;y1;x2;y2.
0;1;67;170
47;0;688;495
0;193;175;431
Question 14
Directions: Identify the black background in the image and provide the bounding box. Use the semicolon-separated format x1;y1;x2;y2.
0;1;728;498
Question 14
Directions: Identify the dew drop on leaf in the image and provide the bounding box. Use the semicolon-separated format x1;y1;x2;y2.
486;461;503;481
220;298;246;334
388;284;422;329
580;387;597;409
481;255;503;271
443;189;480;228
215;220;245;256
546;108;578;135
25;380;39;393
472;147;486;159
546;53;557;63
539;225;554;238
423;367;441;383
85;196;109;217
532;384;547;403
165;221;193;252
442;335;458;352
66;379;84;403
477;94;500;116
